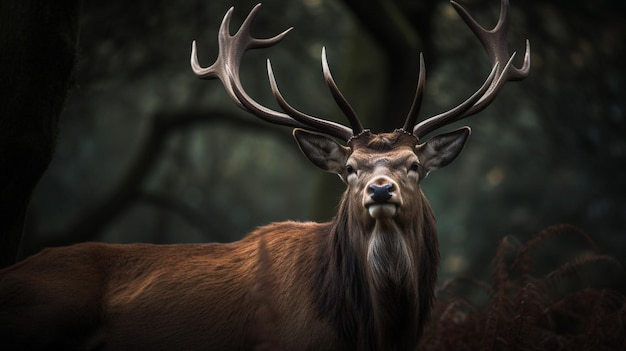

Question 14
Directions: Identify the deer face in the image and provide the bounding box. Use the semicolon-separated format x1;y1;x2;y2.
294;127;471;226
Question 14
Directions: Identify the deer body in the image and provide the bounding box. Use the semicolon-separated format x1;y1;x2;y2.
0;1;529;350
1;130;456;351
1;223;345;350
0;224;335;350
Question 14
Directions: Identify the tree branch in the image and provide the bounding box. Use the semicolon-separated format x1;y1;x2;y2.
136;191;234;243
21;109;294;256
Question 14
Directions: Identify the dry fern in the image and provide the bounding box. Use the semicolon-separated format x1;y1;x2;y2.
419;225;625;351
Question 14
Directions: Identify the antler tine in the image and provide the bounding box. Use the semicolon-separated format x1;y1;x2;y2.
191;4;292;110
266;59;353;140
412;0;530;139
237;4;288;49
192;4;357;141
413;63;499;137
321;47;364;136
452;0;530;78
450;0;530;116
402;53;426;132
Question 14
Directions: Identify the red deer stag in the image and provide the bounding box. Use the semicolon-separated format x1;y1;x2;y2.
0;0;529;350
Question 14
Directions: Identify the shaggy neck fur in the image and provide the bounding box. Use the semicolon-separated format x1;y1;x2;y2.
313;188;439;351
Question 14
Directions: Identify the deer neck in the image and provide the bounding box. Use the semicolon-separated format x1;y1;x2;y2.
313;192;439;350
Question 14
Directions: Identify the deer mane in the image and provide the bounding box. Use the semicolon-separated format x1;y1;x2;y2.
312;189;439;350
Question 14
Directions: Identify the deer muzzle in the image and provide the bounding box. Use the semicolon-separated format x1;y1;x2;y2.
364;177;400;219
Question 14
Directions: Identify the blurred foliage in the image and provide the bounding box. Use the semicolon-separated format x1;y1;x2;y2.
22;0;626;293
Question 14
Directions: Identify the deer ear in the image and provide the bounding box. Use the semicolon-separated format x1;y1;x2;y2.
293;128;349;174
417;127;470;174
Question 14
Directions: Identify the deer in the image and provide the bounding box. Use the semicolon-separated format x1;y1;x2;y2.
0;0;529;350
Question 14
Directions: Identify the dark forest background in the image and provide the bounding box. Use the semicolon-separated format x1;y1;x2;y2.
2;0;625;296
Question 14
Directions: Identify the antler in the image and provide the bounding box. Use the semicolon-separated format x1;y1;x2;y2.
410;0;531;139
267;47;365;137
193;1;529;141
191;4;359;141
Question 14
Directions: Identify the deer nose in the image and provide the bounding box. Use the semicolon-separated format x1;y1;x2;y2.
368;184;393;203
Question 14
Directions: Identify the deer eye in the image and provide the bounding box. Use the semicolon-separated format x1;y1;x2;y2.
409;163;420;172
346;165;356;175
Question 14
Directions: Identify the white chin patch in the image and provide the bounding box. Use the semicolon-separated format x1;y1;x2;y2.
367;204;397;219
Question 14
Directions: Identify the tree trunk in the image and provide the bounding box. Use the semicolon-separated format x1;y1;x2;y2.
0;0;81;267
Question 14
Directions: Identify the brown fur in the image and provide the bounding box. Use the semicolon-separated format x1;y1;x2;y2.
315;187;438;351
0;130;462;351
